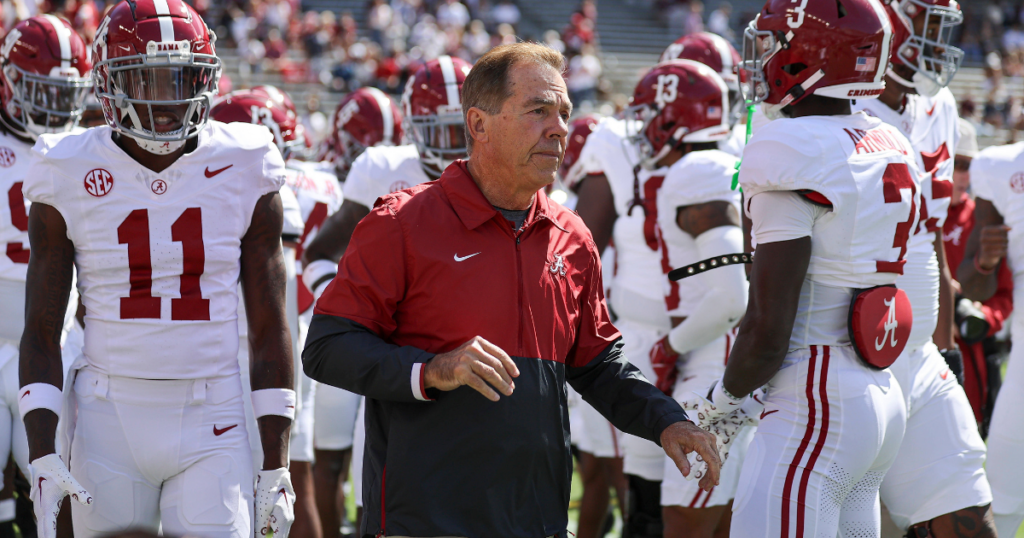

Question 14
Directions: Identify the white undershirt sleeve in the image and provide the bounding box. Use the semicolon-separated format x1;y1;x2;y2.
747;191;825;247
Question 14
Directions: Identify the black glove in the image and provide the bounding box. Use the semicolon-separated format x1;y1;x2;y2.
939;348;964;386
955;297;991;344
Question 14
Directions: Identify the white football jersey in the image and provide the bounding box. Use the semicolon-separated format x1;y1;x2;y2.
23;122;287;380
971;141;1024;285
285;159;343;314
0;130;33;282
343;144;430;209
742;113;923;288
855;89;959;348
656;149;741;318
578;118;670;328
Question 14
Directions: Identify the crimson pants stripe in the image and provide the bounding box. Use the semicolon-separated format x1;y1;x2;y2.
796;345;830;537
781;346;820;538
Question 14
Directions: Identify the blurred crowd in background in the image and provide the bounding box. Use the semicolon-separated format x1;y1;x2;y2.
13;0;1024;146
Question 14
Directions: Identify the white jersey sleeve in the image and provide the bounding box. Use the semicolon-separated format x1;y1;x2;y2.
909;88;958;234
0;132;36;281
740;113;923;289
343;145;430;209
577;118;670;325
656;150;740;317
284;161;344;314
280;186;304;238
23;123;286;380
970;142;1024;280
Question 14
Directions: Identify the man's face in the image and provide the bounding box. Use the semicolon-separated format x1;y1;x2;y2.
952;155;972;203
489;61;571;191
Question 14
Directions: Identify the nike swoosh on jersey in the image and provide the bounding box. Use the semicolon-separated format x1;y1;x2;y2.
213;424;239;436
205;164;233;178
926;103;938;116
760;409;779;420
454;252;481;262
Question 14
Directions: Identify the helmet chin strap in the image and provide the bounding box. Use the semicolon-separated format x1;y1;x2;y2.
120;100;187;155
886;67;942;99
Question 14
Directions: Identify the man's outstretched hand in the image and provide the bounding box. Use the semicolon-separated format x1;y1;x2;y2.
660;421;722;492
423;336;520;401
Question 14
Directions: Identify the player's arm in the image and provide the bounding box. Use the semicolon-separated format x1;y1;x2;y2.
664;201;745;354
300;200;371;300
241;192;295;471
932;233;956;350
957;198;1008;302
301;200;370;265
573;173;616;254
20;203;75;461
723;191;813;396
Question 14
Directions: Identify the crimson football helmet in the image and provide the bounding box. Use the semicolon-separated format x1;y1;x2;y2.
559;114;600;188
883;0;963;97
210;90;304;158
250;84;309;157
627;60;731;170
402;55;471;175
325;87;403;177
92;0;221;155
660;32;743;91
0;15;92;139
740;0;893;119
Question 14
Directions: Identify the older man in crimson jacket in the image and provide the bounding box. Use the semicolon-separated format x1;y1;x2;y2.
302;43;720;538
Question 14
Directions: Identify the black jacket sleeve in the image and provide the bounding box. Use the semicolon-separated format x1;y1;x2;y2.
567;338;690;446
303;314;435;402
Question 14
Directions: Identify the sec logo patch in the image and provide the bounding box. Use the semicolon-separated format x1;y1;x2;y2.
1012;172;1024;194
84;168;114;197
0;146;14;168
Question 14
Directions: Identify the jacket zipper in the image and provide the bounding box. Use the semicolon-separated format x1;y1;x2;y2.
515;233;524;351
376;466;386;538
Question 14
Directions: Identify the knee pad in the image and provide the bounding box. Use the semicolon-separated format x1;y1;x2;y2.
624;475;662;538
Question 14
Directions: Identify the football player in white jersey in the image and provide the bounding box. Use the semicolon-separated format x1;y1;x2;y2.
300;56;471;528
572;57;732;537
959;137;1024;537
0;13;90;533
719;0;919;534
853;2;997;536
18;2;296;537
629;61;748;538
210;88;330;538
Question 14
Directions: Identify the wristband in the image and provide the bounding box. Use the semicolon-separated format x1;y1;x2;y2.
18;383;63;421
252;388;297;419
302;259;338;297
974;253;996;275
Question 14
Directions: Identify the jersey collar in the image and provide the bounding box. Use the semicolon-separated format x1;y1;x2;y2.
441;160;560;232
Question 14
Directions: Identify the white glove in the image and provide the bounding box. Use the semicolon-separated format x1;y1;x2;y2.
254;468;295;538
29;454;92;538
679;380;765;481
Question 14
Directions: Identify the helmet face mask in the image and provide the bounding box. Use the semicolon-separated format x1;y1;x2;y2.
739;23;778;105
0;15;93;140
2;64;91;137
401;55;471;176
887;0;963;97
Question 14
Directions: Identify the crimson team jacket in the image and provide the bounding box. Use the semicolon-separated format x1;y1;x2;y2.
303;161;688;538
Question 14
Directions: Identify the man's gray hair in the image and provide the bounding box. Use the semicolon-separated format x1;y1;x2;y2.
461;43;566;154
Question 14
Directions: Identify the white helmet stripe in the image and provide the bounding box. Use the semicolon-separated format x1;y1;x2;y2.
152;0;176;42
42;15;72;69
366;87;394;144
867;0;893;85
438;55;461;107
708;33;733;76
